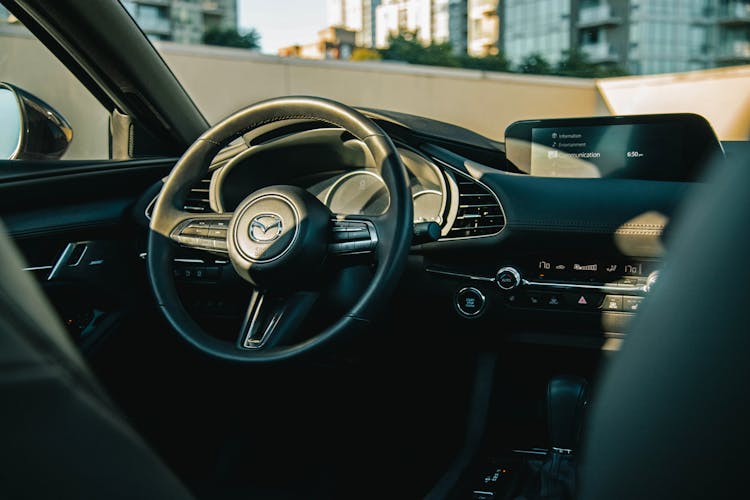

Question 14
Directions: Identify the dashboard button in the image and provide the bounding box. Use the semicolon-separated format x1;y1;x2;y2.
546;294;562;307
617;277;640;287
623;297;644;312
455;287;486;318
565;292;602;309
527;293;542;306
602;295;623;311
496;267;521;290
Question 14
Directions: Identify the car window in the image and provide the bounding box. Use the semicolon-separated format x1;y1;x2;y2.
116;0;749;142
0;7;109;160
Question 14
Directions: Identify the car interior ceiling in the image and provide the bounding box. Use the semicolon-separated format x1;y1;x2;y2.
1;1;749;500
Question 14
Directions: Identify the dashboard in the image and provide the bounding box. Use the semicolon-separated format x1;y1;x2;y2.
144;111;724;347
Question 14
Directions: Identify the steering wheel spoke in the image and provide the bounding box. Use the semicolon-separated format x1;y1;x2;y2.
169;213;233;253
328;217;379;257
238;289;319;350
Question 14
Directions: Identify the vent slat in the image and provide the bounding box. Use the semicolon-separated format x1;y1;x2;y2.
444;175;504;239
182;173;213;213
145;174;213;220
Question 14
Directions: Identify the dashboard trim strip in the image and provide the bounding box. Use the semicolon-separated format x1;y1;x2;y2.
425;267;649;294
521;279;647;294
424;267;496;282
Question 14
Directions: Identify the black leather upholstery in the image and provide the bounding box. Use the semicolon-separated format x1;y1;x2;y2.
580;152;750;499
0;221;192;499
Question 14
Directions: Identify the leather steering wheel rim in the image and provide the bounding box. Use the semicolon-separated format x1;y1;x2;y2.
147;96;413;363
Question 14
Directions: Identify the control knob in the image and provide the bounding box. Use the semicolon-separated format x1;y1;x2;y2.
496;266;521;291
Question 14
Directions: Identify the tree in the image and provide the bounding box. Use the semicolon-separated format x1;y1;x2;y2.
556;48;597;77
556;48;628;78
202;27;260;50
379;30;514;72
380;31;458;67
351;47;382;61
517;53;552;74
458;53;510;72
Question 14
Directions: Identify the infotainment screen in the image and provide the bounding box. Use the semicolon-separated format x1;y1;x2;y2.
505;114;723;182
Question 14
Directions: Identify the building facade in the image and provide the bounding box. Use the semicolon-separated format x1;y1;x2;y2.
714;0;750;67
468;0;500;56
327;0;382;47
374;0;467;53
501;0;750;75
121;0;238;44
278;27;357;60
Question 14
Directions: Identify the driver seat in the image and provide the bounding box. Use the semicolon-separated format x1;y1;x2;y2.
0;221;193;499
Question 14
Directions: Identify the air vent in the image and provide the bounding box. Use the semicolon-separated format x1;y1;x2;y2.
183;176;212;213
145;173;213;220
445;175;505;239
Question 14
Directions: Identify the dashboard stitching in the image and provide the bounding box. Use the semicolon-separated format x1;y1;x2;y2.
510;224;663;235
511;222;665;229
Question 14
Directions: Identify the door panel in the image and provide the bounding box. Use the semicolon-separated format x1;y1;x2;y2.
0;158;174;353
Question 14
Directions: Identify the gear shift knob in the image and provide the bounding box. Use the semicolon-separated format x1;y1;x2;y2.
547;375;589;453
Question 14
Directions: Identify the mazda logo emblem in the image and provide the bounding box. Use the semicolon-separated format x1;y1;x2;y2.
249;213;283;243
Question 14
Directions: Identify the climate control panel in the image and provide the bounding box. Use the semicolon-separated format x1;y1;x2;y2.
428;257;659;320
506;263;656;310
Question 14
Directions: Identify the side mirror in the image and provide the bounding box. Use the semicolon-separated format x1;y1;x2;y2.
0;82;73;160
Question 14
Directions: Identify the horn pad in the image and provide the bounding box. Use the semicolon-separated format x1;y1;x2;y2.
227;185;332;289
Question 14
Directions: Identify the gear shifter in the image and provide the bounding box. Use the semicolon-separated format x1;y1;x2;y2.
547;375;589;454
516;375;589;500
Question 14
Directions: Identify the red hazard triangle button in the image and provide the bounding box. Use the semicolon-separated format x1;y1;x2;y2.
577;296;588;305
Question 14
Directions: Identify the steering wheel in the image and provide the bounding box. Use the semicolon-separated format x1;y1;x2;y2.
147;97;413;362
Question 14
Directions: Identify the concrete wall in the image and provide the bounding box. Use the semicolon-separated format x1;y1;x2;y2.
598;66;750;141
157;42;606;141
2;25;749;162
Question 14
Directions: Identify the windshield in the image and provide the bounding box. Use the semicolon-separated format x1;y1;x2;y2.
6;1;750;141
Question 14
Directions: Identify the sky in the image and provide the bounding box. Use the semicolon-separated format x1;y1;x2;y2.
239;0;327;54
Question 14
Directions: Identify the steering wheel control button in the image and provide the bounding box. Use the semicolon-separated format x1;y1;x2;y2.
181;225;208;237
329;220;377;254
175;218;231;253
496;267;521;290
208;227;227;238
623;296;644;312
455;287;486;318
